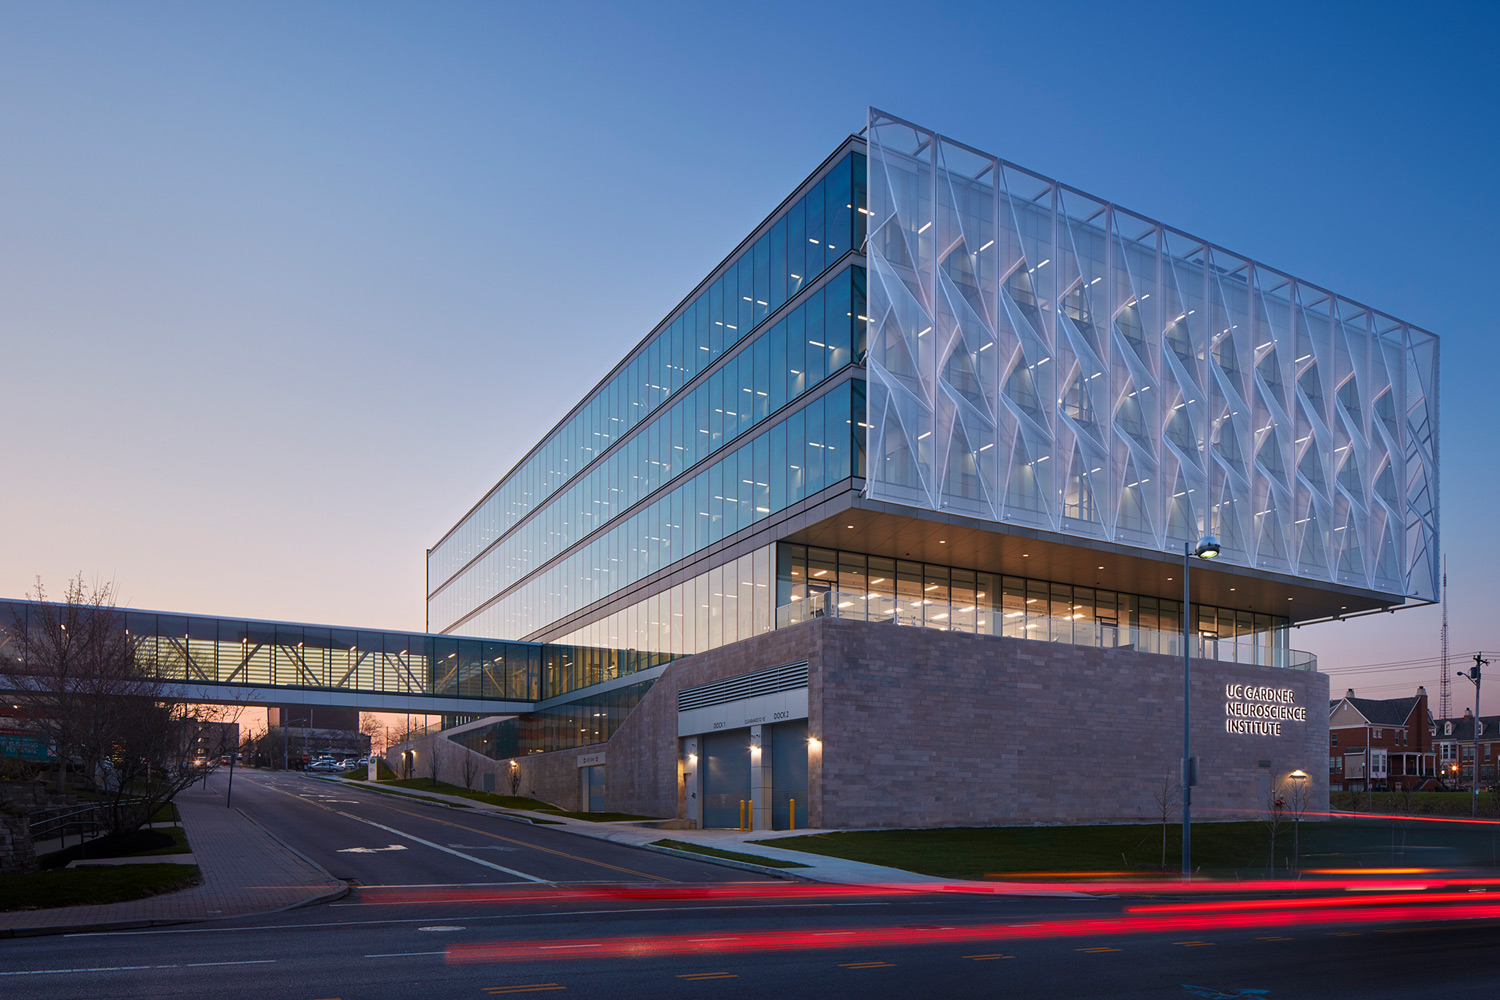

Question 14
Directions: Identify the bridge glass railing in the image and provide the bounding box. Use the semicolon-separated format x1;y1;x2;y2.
775;591;1315;670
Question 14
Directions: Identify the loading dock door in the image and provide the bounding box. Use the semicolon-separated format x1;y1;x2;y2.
771;719;808;830
702;729;751;829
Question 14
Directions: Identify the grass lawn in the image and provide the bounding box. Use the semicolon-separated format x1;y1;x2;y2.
355;778;656;824
336;780;473;808
651;839;810;869
1331;790;1498;817
0;864;201;911
38;827;191;870
754;815;1500;881
340;760;397;781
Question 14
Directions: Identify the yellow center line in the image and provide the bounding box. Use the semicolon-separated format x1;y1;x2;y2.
1256;936;1293;941
963;954;1013;960
1076;947;1122;953
676;973;739;980
839;962;896;968
483;987;565;994
1173;941;1214;947
1326;931;1362;937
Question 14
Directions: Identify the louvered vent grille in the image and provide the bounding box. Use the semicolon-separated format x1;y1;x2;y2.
678;662;808;712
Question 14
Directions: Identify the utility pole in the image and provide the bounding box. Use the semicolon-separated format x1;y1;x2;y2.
1439;559;1451;720
1459;655;1487;819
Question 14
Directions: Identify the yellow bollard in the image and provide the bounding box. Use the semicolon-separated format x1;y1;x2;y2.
790;798;796;831
739;799;745;831
748;800;754;831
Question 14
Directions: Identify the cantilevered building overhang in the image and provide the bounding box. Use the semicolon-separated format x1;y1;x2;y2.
862;109;1438;624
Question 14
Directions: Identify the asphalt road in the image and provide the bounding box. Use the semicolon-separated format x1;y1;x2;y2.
4;773;1500;998
226;771;751;886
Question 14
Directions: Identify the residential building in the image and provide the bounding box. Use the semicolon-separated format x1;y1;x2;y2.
1327;687;1435;792
1434;711;1500;791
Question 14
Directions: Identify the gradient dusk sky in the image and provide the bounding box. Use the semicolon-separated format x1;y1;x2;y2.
3;3;1496;709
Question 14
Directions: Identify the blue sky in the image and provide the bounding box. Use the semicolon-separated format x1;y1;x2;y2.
2;2;1496;707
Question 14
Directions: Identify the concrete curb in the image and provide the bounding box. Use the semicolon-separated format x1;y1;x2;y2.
637;842;807;881
0;880;353;939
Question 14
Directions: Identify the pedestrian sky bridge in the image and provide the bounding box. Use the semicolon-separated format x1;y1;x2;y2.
0;599;675;716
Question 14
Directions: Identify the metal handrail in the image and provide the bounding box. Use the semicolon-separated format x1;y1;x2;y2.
28;802;106;843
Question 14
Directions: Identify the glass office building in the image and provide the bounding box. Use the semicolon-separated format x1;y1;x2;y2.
427;112;1439;710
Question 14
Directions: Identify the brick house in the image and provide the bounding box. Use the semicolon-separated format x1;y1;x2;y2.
1434;711;1500;791
1328;687;1436;792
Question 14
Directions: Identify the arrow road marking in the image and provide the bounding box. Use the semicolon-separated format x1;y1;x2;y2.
339;844;409;854
334;811;549;883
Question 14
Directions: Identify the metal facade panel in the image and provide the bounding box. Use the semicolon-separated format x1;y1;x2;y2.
865;109;1439;603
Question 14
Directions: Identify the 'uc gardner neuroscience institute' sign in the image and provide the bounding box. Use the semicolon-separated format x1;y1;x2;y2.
1224;684;1307;736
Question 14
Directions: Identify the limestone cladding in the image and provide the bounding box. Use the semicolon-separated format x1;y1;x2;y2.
437;616;1329;828
383;731;599;811
813;617;1328;828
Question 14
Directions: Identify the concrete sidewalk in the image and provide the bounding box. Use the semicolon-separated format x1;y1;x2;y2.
0;775;346;937
317;776;1077;895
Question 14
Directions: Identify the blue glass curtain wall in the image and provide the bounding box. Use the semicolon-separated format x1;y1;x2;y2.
0;600;671;704
429;152;868;592
449;677;656;761
554;546;774;658
428;267;867;633
451;380;868;640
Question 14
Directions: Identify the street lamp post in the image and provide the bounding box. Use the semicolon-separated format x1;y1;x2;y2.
1182;534;1221;879
1459;656;1487;819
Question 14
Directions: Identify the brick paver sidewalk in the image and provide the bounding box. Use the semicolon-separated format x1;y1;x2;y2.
0;776;345;935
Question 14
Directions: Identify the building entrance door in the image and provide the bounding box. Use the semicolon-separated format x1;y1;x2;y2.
584;765;605;812
702;729;751;828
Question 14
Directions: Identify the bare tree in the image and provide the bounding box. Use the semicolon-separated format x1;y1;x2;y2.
1151;773;1179;869
425;738;441;788
1265;782;1287;874
1284;774;1313;870
1;577;216;834
360;713;385;755
461;746;479;790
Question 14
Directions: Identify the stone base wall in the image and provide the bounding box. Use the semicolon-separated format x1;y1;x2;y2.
0;811;38;875
414;617;1329;830
814;617;1328;828
381;734;600;811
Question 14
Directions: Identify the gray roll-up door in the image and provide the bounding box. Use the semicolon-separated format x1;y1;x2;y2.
702;729;751;829
771;719;808;830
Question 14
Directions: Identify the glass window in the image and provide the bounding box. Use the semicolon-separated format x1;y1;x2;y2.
786;195;806;295
805;177;826;271
737;254;755;335
804;394;826;495
805;286;828;384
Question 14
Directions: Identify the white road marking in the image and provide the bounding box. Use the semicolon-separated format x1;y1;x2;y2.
417;925;466;932
338;844;409;854
333;810;549;883
248;777;549;883
65;902;890;938
365;951;446;958
0;960;275;976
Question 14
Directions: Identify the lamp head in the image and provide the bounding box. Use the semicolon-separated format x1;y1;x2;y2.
1194;536;1221;559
